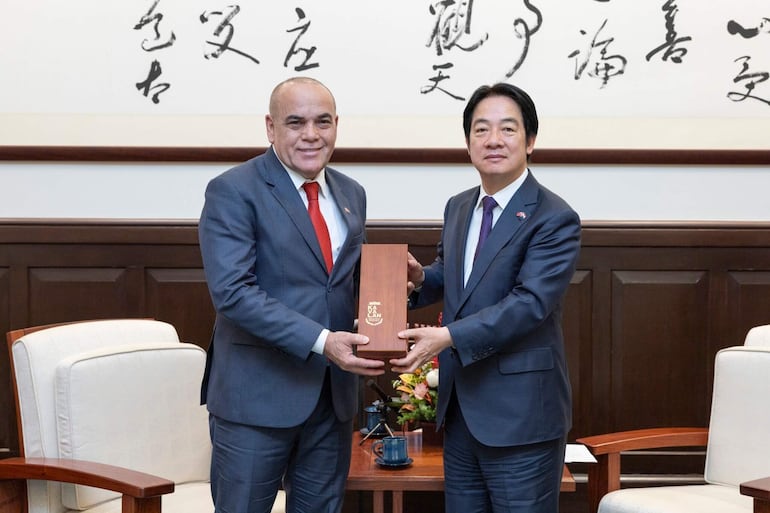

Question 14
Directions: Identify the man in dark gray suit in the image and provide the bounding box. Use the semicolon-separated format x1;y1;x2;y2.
199;77;385;513
393;83;581;513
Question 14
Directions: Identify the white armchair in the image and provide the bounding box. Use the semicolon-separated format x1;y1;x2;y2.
0;319;285;513
577;325;770;513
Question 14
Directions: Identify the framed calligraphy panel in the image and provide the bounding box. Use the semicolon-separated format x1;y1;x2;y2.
1;0;768;161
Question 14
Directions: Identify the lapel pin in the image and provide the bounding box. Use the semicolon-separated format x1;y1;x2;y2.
516;211;527;220
344;207;351;214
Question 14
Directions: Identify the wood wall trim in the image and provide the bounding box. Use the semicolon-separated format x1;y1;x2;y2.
2;219;769;247
1;146;769;165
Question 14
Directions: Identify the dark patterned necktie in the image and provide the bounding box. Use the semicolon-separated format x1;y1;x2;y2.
474;195;497;262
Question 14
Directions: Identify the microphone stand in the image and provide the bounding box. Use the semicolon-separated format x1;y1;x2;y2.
360;380;395;444
359;404;394;444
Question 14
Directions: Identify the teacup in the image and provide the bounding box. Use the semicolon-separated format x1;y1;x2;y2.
372;435;408;464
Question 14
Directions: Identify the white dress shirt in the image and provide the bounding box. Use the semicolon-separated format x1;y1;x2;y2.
463;169;529;286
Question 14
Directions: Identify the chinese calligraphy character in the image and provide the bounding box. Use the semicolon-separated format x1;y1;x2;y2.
133;0;176;52
727;56;770;107
427;0;488;56
420;62;465;100
200;5;260;65
284;7;319;71
422;0;488;101
504;0;543;78
645;0;692;63
727;17;770;39
568;19;627;88
135;60;170;104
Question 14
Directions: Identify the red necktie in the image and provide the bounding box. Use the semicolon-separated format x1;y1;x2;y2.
303;182;333;273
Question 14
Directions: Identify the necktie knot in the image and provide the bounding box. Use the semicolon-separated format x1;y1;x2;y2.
482;195;497;214
303;181;319;201
474;196;498;262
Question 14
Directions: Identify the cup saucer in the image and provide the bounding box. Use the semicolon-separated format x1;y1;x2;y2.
375;457;413;468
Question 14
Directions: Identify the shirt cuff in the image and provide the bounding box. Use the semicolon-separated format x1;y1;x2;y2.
311;328;329;354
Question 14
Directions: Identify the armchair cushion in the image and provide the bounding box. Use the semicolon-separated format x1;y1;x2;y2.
705;346;770;487
743;324;770;347
12;320;181;460
599;484;751;513
55;343;210;510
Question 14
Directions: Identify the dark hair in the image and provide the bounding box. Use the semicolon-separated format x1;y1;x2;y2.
462;83;539;142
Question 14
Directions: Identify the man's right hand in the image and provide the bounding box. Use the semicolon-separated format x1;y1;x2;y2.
324;331;386;376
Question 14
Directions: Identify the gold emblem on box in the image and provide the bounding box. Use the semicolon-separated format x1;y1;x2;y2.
365;301;383;326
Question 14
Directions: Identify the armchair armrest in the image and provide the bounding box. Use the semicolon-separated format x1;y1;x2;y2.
576;427;708;513
0;457;175;513
740;476;770;513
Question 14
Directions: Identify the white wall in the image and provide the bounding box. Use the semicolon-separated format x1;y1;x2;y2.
2;161;769;222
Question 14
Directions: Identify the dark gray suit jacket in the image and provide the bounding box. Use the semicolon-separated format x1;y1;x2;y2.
198;147;366;427
416;172;581;447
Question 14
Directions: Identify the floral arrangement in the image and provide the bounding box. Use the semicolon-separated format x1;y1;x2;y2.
390;357;439;426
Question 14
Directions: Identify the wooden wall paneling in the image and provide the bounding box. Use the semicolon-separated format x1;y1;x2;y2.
0;268;11;456
610;269;711;432
607;268;712;478
562;270;593;441
27;267;140;327
579;249;614;440
725;271;770;345
145;268;214;350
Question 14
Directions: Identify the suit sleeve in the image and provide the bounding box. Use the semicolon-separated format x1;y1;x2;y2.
199;174;322;360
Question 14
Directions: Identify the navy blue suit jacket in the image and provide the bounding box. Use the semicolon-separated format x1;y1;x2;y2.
416;172;581;447
198;148;366;427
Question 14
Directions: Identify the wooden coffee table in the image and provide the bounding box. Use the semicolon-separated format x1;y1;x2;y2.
347;431;575;513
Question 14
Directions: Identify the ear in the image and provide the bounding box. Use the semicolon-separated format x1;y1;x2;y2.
526;135;537;156
265;115;275;144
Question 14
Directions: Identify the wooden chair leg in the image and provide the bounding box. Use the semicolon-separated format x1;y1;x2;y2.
0;480;25;513
121;494;162;513
586;453;620;513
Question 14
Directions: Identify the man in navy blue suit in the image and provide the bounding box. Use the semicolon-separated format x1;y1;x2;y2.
199;77;385;513
393;83;581;513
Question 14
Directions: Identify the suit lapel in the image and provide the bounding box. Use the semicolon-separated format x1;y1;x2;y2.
449;189;477;294
325;170;358;275
459;173;540;308
261;149;330;275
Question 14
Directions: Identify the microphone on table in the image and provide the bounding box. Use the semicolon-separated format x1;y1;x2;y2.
367;379;391;405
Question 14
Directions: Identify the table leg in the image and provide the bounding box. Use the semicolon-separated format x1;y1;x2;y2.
372;490;384;513
392;491;404;513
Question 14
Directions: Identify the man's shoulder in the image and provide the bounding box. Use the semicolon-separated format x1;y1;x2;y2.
326;166;365;192
447;186;480;206
211;152;269;184
525;172;576;216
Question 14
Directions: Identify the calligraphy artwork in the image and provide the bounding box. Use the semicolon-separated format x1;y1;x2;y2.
284;7;320;71
200;5;260;65
568;19;627;88
3;0;769;150
645;0;692;63
133;0;175;104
